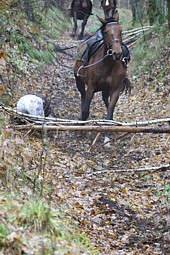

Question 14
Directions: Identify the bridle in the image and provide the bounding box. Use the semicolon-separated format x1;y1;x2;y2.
106;38;122;60
107;39;122;46
104;22;123;60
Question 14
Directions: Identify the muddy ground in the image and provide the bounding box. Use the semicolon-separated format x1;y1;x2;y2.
8;22;170;255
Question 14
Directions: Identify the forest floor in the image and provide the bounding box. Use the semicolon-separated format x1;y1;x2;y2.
1;17;170;255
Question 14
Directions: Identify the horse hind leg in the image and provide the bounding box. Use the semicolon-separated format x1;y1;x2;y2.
78;18;88;40
72;15;77;37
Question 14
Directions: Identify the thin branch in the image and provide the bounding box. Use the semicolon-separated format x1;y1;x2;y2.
88;132;101;152
87;164;170;176
123;26;153;37
123;26;153;34
1;105;170;126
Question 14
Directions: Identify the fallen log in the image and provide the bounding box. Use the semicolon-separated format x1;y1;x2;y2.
14;124;170;133
123;26;153;35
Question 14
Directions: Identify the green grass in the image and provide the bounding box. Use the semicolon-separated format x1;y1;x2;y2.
0;224;8;248
0;112;8;124
163;185;170;202
0;194;98;254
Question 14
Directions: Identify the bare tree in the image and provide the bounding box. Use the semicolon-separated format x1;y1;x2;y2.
129;0;169;26
130;0;146;24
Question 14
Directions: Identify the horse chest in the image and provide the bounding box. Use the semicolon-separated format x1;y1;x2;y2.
98;75;113;88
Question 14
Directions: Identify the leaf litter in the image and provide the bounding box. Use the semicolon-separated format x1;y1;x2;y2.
1;25;170;255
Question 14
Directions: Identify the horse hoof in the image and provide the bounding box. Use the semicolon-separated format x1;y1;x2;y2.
103;136;111;148
78;35;83;40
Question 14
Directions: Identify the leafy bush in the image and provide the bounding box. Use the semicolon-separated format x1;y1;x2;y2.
132;24;169;73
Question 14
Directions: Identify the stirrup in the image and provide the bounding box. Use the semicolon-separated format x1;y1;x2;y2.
122;57;128;68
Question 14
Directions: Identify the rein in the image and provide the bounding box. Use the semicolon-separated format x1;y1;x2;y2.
77;44;117;77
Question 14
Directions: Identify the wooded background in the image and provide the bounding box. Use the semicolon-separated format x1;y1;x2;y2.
1;0;169;27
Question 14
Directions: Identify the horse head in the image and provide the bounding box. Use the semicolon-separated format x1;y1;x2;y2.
102;0;118;20
98;17;123;61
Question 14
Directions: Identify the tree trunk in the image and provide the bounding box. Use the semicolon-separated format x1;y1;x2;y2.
148;0;157;25
130;0;137;23
167;0;170;28
156;0;166;24
130;0;145;24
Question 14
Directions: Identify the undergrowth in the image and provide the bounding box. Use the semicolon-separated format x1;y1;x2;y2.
0;194;98;254
0;7;70;65
132;23;170;74
0;5;99;254
0;4;169;254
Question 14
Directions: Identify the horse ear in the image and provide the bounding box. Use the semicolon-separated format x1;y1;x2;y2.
96;15;107;25
113;10;119;22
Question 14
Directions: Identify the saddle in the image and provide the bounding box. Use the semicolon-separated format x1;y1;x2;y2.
82;39;103;63
81;39;130;67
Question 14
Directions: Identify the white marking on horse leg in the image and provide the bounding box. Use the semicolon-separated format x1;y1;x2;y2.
106;0;109;6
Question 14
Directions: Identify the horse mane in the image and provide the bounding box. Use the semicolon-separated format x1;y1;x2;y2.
105;17;118;23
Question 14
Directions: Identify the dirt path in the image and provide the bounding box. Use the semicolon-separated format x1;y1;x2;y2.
14;25;170;254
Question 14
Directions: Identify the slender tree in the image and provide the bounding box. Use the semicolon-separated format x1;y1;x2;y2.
130;0;146;24
167;0;170;28
148;0;157;25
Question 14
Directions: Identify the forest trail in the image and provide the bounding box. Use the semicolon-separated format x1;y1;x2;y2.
13;21;170;255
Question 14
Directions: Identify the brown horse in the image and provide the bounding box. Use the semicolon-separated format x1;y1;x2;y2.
74;17;127;144
101;0;118;20
70;0;93;40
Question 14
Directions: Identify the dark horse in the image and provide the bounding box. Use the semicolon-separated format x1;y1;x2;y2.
70;0;93;40
74;17;127;145
101;0;118;19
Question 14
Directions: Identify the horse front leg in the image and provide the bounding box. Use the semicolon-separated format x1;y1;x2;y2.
78;17;88;40
82;85;94;121
76;77;86;120
104;89;120;147
106;89;121;120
